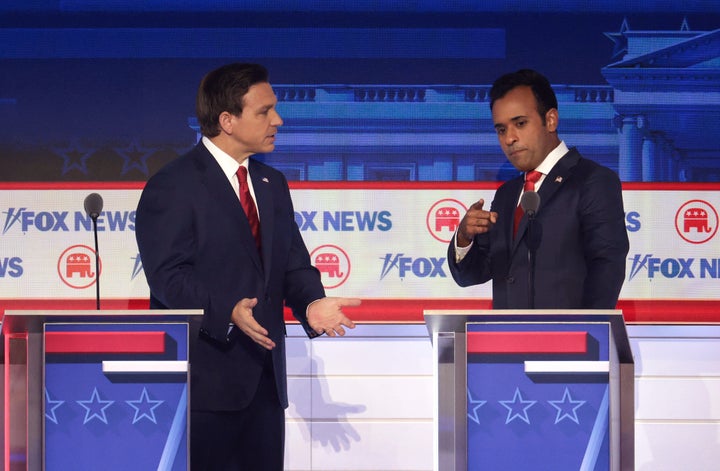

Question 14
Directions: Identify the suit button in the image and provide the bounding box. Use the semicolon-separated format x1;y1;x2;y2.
506;276;515;283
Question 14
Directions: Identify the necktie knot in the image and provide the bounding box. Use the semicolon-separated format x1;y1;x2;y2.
524;170;542;191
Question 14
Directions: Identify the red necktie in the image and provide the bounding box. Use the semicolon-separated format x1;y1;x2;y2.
237;166;261;251
513;170;542;238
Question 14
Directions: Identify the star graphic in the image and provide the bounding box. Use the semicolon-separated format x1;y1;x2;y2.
548;388;586;425
77;387;114;425
131;254;143;280
54;142;95;175
466;388;487;425
45;388;65;425
114;140;154;176
126;387;164;424
604;18;630;61
499;387;536;425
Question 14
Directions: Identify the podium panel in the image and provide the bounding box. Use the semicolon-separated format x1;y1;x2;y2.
424;310;634;471
2;310;202;471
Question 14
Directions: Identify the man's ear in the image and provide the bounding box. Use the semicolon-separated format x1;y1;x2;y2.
218;111;234;135
545;108;559;132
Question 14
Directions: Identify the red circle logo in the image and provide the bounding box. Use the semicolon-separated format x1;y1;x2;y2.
426;199;468;243
57;244;101;289
310;244;351;289
674;200;718;244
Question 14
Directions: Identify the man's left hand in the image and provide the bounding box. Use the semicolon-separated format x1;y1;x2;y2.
307;297;361;337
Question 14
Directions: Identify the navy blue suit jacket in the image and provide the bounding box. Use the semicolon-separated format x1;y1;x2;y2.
136;142;324;411
448;148;629;309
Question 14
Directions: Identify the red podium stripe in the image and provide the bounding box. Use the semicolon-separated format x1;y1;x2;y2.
45;332;166;354
466;331;588;354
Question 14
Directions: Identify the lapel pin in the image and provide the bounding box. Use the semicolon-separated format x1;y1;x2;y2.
262;177;269;183
555;176;563;183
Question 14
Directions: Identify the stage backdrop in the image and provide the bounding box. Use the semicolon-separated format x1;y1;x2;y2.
1;181;718;322
1;1;719;321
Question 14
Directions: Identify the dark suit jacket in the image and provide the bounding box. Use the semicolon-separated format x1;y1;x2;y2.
136;142;324;411
448;148;629;309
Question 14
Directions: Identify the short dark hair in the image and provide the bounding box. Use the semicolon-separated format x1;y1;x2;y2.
196;63;269;137
489;69;558;124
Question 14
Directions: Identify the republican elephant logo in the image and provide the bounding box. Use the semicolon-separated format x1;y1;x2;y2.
315;253;344;278
674;200;718;245
65;252;95;278
435;207;460;232
683;207;712;233
310;244;351;289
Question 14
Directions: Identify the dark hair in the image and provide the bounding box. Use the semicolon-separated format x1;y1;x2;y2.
489;69;558;124
196;63;269;137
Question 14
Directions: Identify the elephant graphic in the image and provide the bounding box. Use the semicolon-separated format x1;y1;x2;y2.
435;207;460;232
684;208;712;233
315;253;343;278
65;253;94;278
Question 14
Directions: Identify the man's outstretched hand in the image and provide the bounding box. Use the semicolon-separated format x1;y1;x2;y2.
307;297;361;337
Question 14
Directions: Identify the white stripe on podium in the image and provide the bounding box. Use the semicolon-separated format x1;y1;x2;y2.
101;360;188;373
524;361;609;374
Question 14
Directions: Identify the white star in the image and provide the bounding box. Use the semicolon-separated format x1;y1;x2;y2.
548;388;586;424
45;388;65;425
77;387;114;425
126;387;164;425
466;388;487;425
499;387;536;425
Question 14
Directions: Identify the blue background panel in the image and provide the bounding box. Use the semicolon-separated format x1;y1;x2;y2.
466;323;611;471
44;323;189;471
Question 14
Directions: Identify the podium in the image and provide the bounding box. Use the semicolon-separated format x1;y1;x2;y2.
424;310;634;471
2;309;202;471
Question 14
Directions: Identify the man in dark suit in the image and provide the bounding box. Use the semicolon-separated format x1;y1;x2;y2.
135;63;360;470
448;69;629;309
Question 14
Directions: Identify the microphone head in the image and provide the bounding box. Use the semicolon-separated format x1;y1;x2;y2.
84;193;104;219
520;191;540;216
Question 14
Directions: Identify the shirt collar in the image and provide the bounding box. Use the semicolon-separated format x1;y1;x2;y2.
535;141;568;176
202;136;248;181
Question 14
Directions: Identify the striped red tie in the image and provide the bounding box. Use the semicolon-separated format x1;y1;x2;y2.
236;166;261;251
513;170;542;238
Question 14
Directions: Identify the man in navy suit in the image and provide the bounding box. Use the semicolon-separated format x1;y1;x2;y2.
135;63;360;470
448;69;629;309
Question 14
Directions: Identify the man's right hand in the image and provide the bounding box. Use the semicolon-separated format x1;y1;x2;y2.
231;297;276;350
456;199;498;247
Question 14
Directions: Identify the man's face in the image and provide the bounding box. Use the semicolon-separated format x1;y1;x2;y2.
491;85;559;172
228;82;283;157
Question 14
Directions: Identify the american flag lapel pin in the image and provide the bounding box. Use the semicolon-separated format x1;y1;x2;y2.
555;176;563;183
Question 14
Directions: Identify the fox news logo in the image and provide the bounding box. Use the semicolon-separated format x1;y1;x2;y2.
0;256;23;278
628;254;720;280
380;253;447;280
2;208;135;234
295;210;391;232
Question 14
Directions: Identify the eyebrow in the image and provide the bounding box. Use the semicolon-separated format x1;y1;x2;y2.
494;115;528;129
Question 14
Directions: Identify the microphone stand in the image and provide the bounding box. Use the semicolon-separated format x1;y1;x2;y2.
91;213;100;310
526;212;539;309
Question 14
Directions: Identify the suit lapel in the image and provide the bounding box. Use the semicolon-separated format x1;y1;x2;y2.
196;145;264;274
537;148;579;211
511;148;580;251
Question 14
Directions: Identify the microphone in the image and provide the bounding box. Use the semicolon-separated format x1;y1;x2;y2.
84;193;103;310
84;193;104;220
520;191;540;217
520;191;541;309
